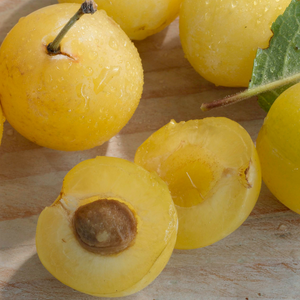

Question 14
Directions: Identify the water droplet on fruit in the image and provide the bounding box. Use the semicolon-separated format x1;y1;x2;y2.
46;74;53;83
76;83;90;112
63;62;72;71
231;0;237;8
93;66;120;94
89;51;98;60
84;67;94;76
109;37;119;50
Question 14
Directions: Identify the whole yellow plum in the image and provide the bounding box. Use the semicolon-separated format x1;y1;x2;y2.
180;0;290;87
58;0;183;40
257;83;300;214
0;3;143;151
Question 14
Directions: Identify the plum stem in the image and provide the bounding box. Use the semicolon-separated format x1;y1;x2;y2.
201;72;300;111
47;0;98;55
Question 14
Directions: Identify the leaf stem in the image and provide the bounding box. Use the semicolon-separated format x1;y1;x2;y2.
201;71;300;111
47;0;98;55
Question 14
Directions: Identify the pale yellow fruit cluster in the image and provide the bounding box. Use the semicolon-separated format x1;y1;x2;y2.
0;0;295;298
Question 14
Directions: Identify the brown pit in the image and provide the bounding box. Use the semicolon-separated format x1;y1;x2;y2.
73;199;137;255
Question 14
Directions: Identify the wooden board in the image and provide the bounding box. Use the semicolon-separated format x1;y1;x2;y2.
1;1;300;299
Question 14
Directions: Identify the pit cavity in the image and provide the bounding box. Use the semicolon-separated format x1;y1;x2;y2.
163;158;219;208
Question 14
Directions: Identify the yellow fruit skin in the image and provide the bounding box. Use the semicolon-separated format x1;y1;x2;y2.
179;0;290;87
0;4;143;151
58;0;183;40
257;83;300;214
135;118;261;249
36;156;177;297
0;105;4;145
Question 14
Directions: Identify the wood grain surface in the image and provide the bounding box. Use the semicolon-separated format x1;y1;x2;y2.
1;1;300;299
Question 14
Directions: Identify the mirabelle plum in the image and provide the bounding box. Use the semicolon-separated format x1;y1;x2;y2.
0;3;143;151
36;156;177;297
257;83;300;214
135;118;261;249
179;0;290;87
58;0;183;40
0;106;4;145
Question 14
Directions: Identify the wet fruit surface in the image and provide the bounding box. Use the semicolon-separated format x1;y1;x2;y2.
58;0;183;40
135;118;261;249
0;4;143;151
179;0;290;87
257;83;300;214
36;156;177;297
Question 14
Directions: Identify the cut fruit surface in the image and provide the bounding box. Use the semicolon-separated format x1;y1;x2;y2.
36;156;177;297
135;118;261;249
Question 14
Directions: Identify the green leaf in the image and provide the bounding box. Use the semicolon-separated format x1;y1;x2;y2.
249;0;300;112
